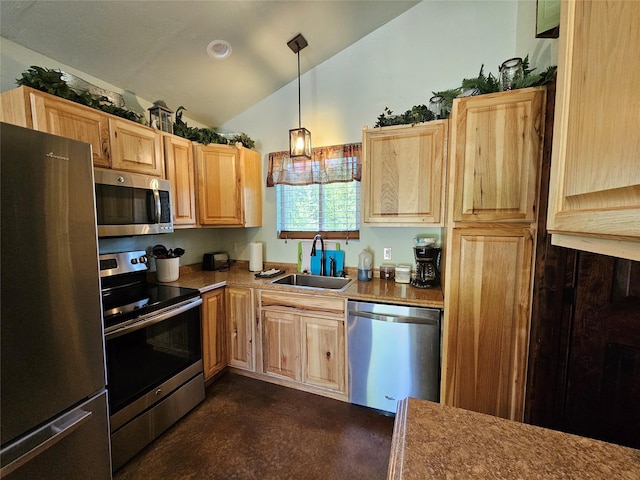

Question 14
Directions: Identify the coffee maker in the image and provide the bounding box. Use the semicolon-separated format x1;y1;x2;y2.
411;245;442;289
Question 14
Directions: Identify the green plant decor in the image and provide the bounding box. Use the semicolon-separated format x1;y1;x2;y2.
375;105;435;128
173;106;255;149
375;55;557;127
16;66;142;123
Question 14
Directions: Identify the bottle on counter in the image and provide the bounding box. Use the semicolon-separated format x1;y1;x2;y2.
358;249;373;281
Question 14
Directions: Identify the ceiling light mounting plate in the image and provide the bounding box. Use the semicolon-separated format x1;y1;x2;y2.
207;39;232;59
287;33;308;54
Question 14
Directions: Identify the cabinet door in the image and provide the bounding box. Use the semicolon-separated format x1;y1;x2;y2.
449;88;545;223
547;1;640;255
261;310;301;381
29;90;111;167
109;118;164;176
201;289;227;380
442;226;534;421
195;144;242;225
301;315;345;392
226;287;255;371
164;135;197;227
362;121;447;225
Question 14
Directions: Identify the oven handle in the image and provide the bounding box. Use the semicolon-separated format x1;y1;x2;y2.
105;297;202;340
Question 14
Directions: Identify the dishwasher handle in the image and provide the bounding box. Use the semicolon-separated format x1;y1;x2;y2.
348;309;439;326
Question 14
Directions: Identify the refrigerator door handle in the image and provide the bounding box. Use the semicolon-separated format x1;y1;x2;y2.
0;408;93;477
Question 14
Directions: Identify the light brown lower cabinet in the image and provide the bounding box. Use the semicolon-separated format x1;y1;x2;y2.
226;286;255;371
258;290;347;398
201;289;227;381
262;310;301;381
301;315;345;392
442;226;534;421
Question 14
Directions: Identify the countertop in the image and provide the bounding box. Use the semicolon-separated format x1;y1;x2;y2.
154;261;444;309
388;397;640;479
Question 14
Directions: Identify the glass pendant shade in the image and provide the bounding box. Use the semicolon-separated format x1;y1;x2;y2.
289;127;311;158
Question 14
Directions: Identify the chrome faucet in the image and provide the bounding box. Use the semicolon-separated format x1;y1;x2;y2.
310;233;326;276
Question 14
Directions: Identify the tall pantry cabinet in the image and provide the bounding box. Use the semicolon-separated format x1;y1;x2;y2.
441;87;546;421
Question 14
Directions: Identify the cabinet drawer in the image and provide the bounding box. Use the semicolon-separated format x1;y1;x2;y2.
259;291;346;316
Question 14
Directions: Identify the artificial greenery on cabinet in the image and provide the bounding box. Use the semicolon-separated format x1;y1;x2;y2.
375;56;557;127
14;66;256;149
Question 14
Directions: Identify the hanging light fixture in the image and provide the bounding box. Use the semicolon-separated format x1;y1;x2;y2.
287;33;311;159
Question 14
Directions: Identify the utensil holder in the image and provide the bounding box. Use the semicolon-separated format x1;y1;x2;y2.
156;257;180;282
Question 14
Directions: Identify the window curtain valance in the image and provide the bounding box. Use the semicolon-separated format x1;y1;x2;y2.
266;143;362;187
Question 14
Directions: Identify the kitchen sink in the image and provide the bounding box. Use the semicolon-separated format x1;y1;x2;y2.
270;274;355;291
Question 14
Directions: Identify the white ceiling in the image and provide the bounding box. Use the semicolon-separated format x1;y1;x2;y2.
0;0;420;127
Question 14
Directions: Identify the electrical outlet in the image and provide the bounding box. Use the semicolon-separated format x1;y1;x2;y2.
383;247;392;260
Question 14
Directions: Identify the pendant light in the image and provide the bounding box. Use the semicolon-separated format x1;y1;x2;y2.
287;33;311;159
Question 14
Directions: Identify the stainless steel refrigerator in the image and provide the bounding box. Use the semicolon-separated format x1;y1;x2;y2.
1;122;112;479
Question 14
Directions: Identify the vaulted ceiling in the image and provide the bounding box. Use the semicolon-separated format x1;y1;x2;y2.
1;1;419;127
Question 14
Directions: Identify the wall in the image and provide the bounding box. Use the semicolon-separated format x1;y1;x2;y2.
1;1;558;270
219;0;557;268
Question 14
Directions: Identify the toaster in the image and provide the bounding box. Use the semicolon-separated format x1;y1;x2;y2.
202;252;230;271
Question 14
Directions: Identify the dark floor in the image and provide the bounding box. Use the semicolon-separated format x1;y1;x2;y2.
114;373;395;480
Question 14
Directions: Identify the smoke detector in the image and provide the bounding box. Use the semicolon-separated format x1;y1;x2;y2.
207;40;232;59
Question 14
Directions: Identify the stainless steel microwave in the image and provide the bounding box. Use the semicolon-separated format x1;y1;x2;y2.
94;168;173;237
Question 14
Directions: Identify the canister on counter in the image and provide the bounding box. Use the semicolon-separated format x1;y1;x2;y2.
395;264;412;284
380;263;395;281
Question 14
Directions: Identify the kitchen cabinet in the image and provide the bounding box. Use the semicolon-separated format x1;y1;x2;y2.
226;286;255;371
0;86;110;167
0;85;165;176
194;143;262;227
301;314;345;392
362;120;447;226
442;226;534;420
442;87;545;421
258;290;347;398
201;289;227;380
163;134;197;227
109;117;164;177
262;310;301;381
546;0;640;261
449;87;545;223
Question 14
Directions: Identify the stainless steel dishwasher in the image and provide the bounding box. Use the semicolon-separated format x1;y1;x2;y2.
347;300;441;414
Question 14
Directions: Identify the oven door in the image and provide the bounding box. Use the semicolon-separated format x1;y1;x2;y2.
105;297;203;426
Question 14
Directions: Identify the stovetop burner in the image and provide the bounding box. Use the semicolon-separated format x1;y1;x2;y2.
99;251;199;330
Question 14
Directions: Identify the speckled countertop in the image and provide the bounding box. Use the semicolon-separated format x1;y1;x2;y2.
388;397;640;479
155;261;444;308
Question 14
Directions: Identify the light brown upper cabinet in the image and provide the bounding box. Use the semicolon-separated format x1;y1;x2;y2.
0;86;111;167
547;0;640;261
362;120;447;226
194;144;262;227
163;134;197;227
449;87;546;223
109;117;164;177
0;86;165;176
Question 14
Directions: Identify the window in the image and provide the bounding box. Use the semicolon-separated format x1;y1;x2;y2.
276;181;360;239
267;143;361;240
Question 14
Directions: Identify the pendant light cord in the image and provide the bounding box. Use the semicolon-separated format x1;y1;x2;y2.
297;51;302;129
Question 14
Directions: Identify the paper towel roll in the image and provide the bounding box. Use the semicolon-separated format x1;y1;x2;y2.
249;241;263;272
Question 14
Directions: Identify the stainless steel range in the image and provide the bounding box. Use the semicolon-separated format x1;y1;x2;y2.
100;250;204;471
